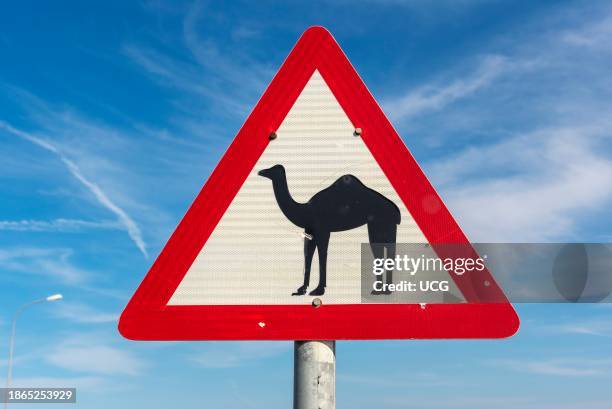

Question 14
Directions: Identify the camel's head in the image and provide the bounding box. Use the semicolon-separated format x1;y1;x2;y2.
258;164;285;180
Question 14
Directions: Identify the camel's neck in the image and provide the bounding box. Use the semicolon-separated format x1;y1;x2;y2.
270;176;308;228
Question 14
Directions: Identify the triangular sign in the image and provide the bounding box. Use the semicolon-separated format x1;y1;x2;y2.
119;27;519;340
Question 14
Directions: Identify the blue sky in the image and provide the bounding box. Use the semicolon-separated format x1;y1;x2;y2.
1;0;612;408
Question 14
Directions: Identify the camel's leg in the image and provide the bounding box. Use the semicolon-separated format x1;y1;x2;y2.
293;234;316;296
368;221;397;294
382;223;397;286
309;231;330;296
368;223;388;294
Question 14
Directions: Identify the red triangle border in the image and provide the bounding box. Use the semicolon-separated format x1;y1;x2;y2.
119;26;519;340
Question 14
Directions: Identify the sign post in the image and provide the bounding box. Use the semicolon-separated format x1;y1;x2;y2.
119;25;519;407
294;340;336;409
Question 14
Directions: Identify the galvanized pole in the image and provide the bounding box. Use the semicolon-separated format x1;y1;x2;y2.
4;295;62;409
293;340;336;409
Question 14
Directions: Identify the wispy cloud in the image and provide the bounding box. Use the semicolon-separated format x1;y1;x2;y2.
181;0;271;92
428;126;612;241
124;0;272;120
384;55;511;122
51;302;118;324
0;247;90;285
191;341;291;368
0;218;120;232
11;376;107;390
382;394;610;409
544;317;612;337
492;357;612;377
562;16;612;49
0;121;148;257
45;335;146;376
383;4;612;241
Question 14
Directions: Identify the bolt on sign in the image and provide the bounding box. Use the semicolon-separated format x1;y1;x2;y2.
119;27;519;340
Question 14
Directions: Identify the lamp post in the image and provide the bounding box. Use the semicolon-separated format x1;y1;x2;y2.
4;294;63;409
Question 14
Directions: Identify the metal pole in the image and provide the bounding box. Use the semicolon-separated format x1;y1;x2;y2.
4;296;62;409
3;316;18;409
5;301;40;409
293;340;336;409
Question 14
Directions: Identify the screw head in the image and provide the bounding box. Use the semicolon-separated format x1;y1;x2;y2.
353;128;362;137
312;298;322;308
269;131;278;140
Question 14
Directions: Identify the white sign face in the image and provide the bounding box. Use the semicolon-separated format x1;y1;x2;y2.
168;71;462;305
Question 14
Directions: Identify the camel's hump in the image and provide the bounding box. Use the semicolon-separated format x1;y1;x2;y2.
332;174;365;187
331;175;401;224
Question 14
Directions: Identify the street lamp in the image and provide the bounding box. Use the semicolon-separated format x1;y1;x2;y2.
4;294;63;409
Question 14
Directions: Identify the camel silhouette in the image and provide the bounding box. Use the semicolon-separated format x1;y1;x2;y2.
258;164;400;296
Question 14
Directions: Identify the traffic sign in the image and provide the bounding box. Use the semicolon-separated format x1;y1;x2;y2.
119;26;519;340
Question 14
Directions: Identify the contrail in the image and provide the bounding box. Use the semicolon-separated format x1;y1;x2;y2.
0;121;148;258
